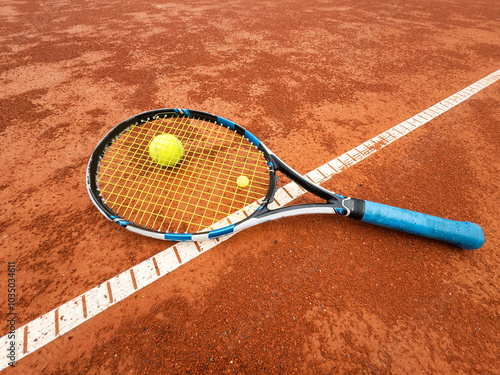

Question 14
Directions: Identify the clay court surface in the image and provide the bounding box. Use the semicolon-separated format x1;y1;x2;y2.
1;0;499;373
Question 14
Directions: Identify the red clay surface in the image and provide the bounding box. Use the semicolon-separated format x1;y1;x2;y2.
1;0;499;373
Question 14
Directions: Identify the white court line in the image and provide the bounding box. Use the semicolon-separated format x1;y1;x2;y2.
1;68;499;371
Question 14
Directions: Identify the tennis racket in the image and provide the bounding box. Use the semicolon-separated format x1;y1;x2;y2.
86;109;485;250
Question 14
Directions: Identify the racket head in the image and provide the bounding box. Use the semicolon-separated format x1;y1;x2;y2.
87;109;277;241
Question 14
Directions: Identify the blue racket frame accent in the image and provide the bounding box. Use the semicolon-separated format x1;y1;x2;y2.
110;216;130;227
217;116;236;131
208;225;236;239
164;233;193;241
244;130;260;147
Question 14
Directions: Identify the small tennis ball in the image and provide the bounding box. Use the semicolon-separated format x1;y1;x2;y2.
149;134;184;167
237;176;250;188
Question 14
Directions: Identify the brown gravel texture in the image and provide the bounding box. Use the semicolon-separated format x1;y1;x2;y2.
1;0;499;373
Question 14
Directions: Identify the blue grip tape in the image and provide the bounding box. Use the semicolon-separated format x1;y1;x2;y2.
361;201;484;250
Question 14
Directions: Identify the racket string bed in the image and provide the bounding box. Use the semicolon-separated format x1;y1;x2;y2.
96;115;270;234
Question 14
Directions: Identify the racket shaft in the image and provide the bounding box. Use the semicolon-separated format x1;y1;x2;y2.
360;201;484;249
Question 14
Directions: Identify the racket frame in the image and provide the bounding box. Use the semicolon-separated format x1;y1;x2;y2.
87;108;484;249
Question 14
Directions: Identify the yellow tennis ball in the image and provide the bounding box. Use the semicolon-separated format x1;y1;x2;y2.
149;134;184;167
237;176;250;188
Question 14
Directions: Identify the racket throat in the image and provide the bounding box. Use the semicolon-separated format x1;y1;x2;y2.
247;199;364;224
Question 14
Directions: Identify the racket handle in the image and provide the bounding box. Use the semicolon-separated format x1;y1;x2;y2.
359;200;485;250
